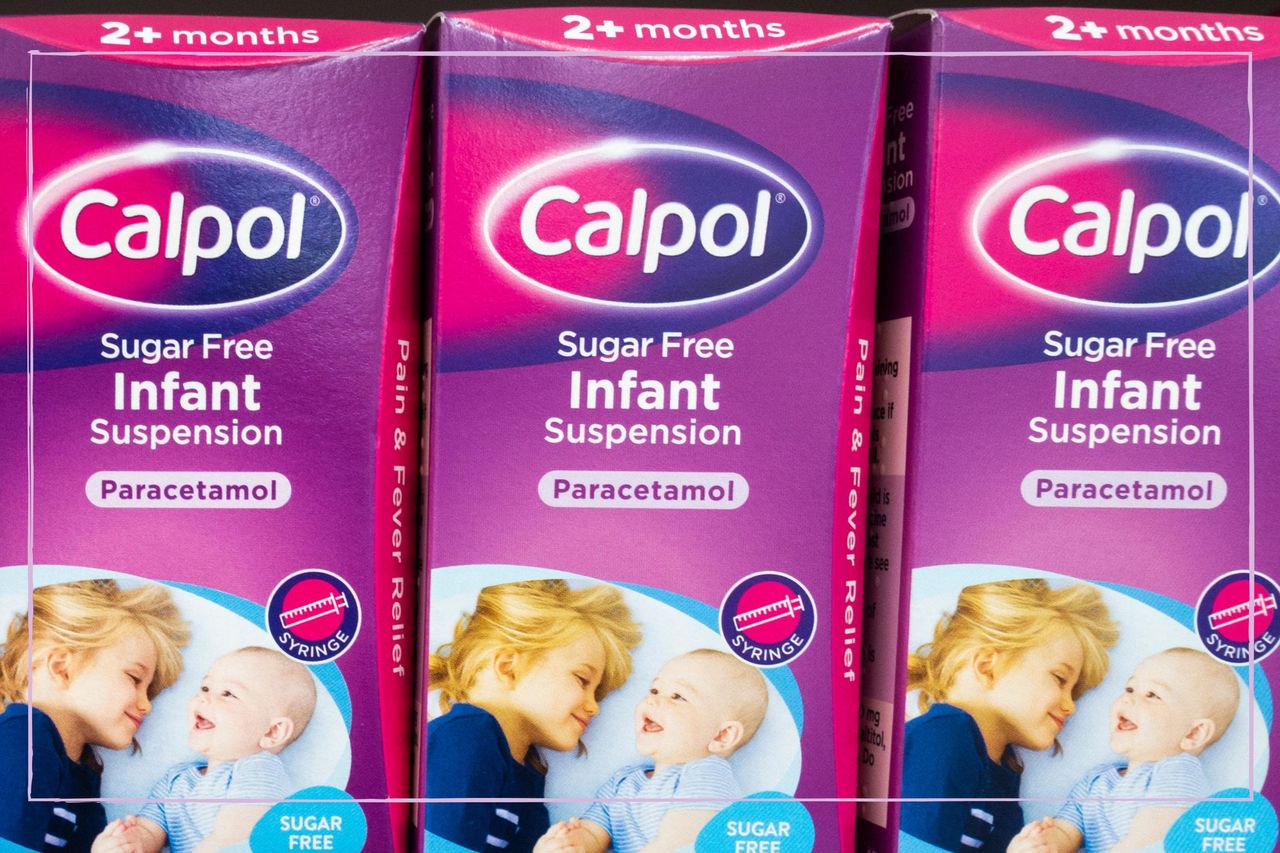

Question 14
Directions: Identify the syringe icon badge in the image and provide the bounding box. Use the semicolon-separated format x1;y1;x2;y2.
734;594;805;633
1209;593;1278;632
279;591;349;631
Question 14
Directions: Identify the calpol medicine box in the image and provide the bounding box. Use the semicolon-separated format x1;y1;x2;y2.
2;16;423;853
860;9;1277;853
422;8;888;853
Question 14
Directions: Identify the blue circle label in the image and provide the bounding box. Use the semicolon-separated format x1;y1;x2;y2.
267;569;362;663
696;794;814;852
252;786;368;852
719;571;816;668
1196;571;1280;665
1166;788;1277;853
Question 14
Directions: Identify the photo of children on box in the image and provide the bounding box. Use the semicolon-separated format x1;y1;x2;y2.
0;575;348;853
902;577;1257;853
425;577;795;853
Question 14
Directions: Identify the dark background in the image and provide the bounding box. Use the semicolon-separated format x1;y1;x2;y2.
0;1;1274;25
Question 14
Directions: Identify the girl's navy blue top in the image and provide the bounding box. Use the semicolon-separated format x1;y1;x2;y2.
425;702;550;853
0;703;107;853
901;702;1024;853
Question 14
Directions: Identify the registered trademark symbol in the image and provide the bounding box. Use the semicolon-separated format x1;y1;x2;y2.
775;193;786;204
1259;195;1269;206
310;195;322;207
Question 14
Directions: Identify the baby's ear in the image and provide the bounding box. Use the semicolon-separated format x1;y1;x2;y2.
1180;718;1216;754
259;717;296;753
707;720;745;756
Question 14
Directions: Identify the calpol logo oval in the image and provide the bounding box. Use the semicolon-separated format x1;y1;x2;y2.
32;143;347;309
973;142;1280;307
483;141;814;307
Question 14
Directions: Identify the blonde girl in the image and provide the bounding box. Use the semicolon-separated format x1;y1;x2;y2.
901;578;1118;853
426;579;642;853
0;580;190;853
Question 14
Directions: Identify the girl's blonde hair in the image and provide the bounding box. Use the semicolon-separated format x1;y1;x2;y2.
429;579;642;714
908;578;1118;716
0;579;191;709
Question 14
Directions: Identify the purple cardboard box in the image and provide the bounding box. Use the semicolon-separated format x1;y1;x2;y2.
421;8;888;853
860;9;1277;853
2;16;422;853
